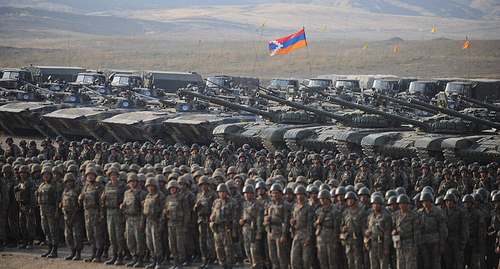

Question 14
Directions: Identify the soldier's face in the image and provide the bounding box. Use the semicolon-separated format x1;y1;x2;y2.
147;185;156;193
86;173;96;182
170;187;178;195
244;192;254;201
218;191;228;199
494;201;500;209
309;192;318;200
372;203;382;212
337;194;345;203
399;202;408;211
320;198;330;206
464;201;473;210
296;193;306;202
346;198;356;206
129;181;138;189
42;172;51;181
201;183;209;192
360;195;369;203
422;200;432;209
272;190;281;200
66;180;74;189
257;188;266;195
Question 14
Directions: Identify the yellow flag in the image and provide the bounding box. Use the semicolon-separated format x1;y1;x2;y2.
363;44;368;50
431;27;436;33
321;26;327;32
259;22;265;28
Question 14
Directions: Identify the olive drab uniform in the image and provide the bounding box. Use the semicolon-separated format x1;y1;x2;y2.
81;181;105;252
102;180;127;256
464;207;485;269
374;173;391;196
444;205;469;269
366;209;392;269
37;178;61;247
0;178;9;244
241;198;265;269
15;179;37;243
164;192;190;263
314;204;341;269
62;183;84;252
195;190;217;262
122;187;147;258
264;198;291;269
418;205;448;269
210;197;239;268
142;191;166;260
355;170;373;190
290;201;314;269
4;174;20;243
179;188;197;263
341;204;366;269
392;209;421;269
55;143;69;161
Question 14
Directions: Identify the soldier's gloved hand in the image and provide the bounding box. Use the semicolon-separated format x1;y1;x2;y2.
439;244;445;254
120;204;124;210
496;246;500;254
365;230;371;237
34;190;38;197
264;216;271;222
239;219;245;226
209;215;215;222
280;236;287;244
78;194;84;201
342;226;348;233
391;230;397;236
290;219;296;226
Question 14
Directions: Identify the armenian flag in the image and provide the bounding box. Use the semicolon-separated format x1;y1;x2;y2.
269;29;307;56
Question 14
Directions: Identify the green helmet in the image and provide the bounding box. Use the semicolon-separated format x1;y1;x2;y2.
385;190;398;200
397;194;410;204
270;183;283;192
19;165;30;173
318;189;331;199
345;191;358;201
127;173;139;183
294;185;307;195
346;185;355;193
335;186;347;196
242;184;255;194
2;164;13;173
477;188;489;200
41;166;52;174
462;194;475;203
357;187;370;196
217;183;229;192
446;188;460;198
420;192;434;202
63;173;76;183
256;181;268;190
306;184;319;193
491;193;500;202
108;167;120;176
370;195;384;204
435;196;444;205
444;193;457;203
145;177;158;188
296;176;307;184
395;187;406;195
198;175;210;185
178;174;190;185
387;196;397;205
167;180;180;190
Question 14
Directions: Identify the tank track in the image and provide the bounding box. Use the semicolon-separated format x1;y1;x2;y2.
335;141;351;155
261;139;282;153
442;148;459;162
416;148;431;161
214;134;229;147
285;138;301;152
362;145;378;158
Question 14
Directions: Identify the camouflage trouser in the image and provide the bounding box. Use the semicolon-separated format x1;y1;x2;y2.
291;236;311;269
106;209;126;253
145;217;163;258
420;242;440;269
0;208;5;240
444;240;463;269
212;226;235;267
184;223;195;259
345;236;364;269
267;233;290;269
317;238;339;269
396;244;417;269
464;244;481;269
64;210;84;250
40;206;60;246
84;208;104;249
167;224;186;261
7;205;20;240
198;221;215;259
242;225;263;268
19;207;36;240
125;215;146;256
369;240;389;269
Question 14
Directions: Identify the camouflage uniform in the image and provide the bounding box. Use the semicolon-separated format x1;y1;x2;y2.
195;189;217;263
142;189;166;261
290;202;314;269
366;208;392;269
418;205;448;269
37;177;61;248
314;203;340;269
81;180;105;257
0;178;9;245
464;206;485;269
102;180;127;259
3;172;20;244
373;173;391;196
122;186;147;258
341;204;366;269
241;197;265;269
354;170;373;190
61;180;84;254
14;177;37;245
264;197;291;269
392;208;421;269
444;204;469;269
164;190;190;263
210;197;238;268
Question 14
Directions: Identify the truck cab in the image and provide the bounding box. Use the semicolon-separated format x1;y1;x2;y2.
335;79;361;92
0;69;33;89
111;74;143;88
74;72;107;86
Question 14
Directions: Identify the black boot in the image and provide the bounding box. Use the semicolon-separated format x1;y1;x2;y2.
160;255;170;267
124;249;133;261
85;248;97;262
48;245;58;258
143;251;151;263
105;252;118;265
115;252;124;266
204;258;213;269
183;256;192;266
73;249;82;261
0;239;3;251
169;260;178;269
103;246;109;258
145;257;157;269
41;245;53;257
93;248;104;263
199;258;208;268
65;249;77;260
134;256;144;268
177;259;185;269
127;255;139;267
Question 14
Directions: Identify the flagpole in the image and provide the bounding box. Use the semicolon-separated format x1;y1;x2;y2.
303;27;313;78
468;45;471;79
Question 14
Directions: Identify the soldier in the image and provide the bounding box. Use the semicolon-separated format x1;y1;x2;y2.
163;180;189;268
392;194;421;269
210;183;238;269
365;195;392;269
195;176;217;269
354;162;373;190
341;191;366;269
391;160;409;190
93;142;108;166
236;153;253;175
240;184;265;269
37;166;61;258
489;193;500;269
14;165;36;249
0;169;9;250
101;166;128;265
61;173;84;261
79;139;95;163
54;136;69;161
290;185;314;269
142;177;166;269
462;194;485;269
79;167;106;263
26;141;40;158
264;183;291;269
188;144;205;167
340;161;355;186
373;163;391;197
443;192;468;269
178;174;197;267
270;160;287;178
2;164;20;248
4;137;21;158
67;141;80;164
40;140;55;160
308;154;325;182
288;158;307;182
315;189;340;269
418;192;447;269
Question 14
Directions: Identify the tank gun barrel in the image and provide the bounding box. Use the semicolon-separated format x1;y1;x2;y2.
457;94;500;112
255;91;349;125
252;82;281;96
179;89;272;118
408;98;500;130
326;95;426;128
299;83;330;98
371;92;439;114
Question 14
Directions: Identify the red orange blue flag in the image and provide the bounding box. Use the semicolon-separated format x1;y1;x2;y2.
269;28;307;56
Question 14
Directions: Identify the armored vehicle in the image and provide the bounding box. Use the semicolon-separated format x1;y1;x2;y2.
0;69;33;89
334;79;361;92
206;75;260;92
141;71;204;93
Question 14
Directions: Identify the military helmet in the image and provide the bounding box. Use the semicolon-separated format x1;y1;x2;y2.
462;194;475;203
108;167;120;176
345;191;358;201
31;164;41;173
2;164;13;173
306;184;319;193
248;168;258;175
319;183;330;191
68;164;78;172
19;165;30;173
256;181;268;190
127;173;139;183
492;193;500;202
296;176;307;184
138;173;146;182
413;193;421;202
198;175;210;185
85;167;97;176
294;185;307;195
318;189;332;199
226;179;237;189
435;196;444;205
473;193;483;202
345;185;355;193
476;188;489;200
357;187;370;196
335;186;347;196
371;195;384;204
178;174;190;185
446;188;460;198
63;173;76;183
387;196;397;205
444;193;457;203
242;184;255;194
156;174;167;183
270;183;283;192
420;192;434;202
41;166;52;174
217;183;229;192
385;190;398;200
283;187;294;195
397;194;410;204
395;187;406;195
145;177;158;188
227;166;237;174
422;186;434;195
167;180;180;190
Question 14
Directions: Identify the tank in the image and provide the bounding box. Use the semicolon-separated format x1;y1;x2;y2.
178;89;326;151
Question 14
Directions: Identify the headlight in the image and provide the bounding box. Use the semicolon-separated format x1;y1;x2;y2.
145;91;151;96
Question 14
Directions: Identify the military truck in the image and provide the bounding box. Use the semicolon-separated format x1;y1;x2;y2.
334;79;361;92
444;80;500;102
141;71;204;93
0;69;33;89
110;73;143;89
206;75;260;92
26;66;86;84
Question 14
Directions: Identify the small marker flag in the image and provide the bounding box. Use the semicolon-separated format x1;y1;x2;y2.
260;23;265;28
431;27;436;33
462;40;470;50
269;29;307;56
394;44;398;53
321;26;327;32
363;44;368;50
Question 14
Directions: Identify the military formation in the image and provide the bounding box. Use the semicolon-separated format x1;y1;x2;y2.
0;135;500;269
